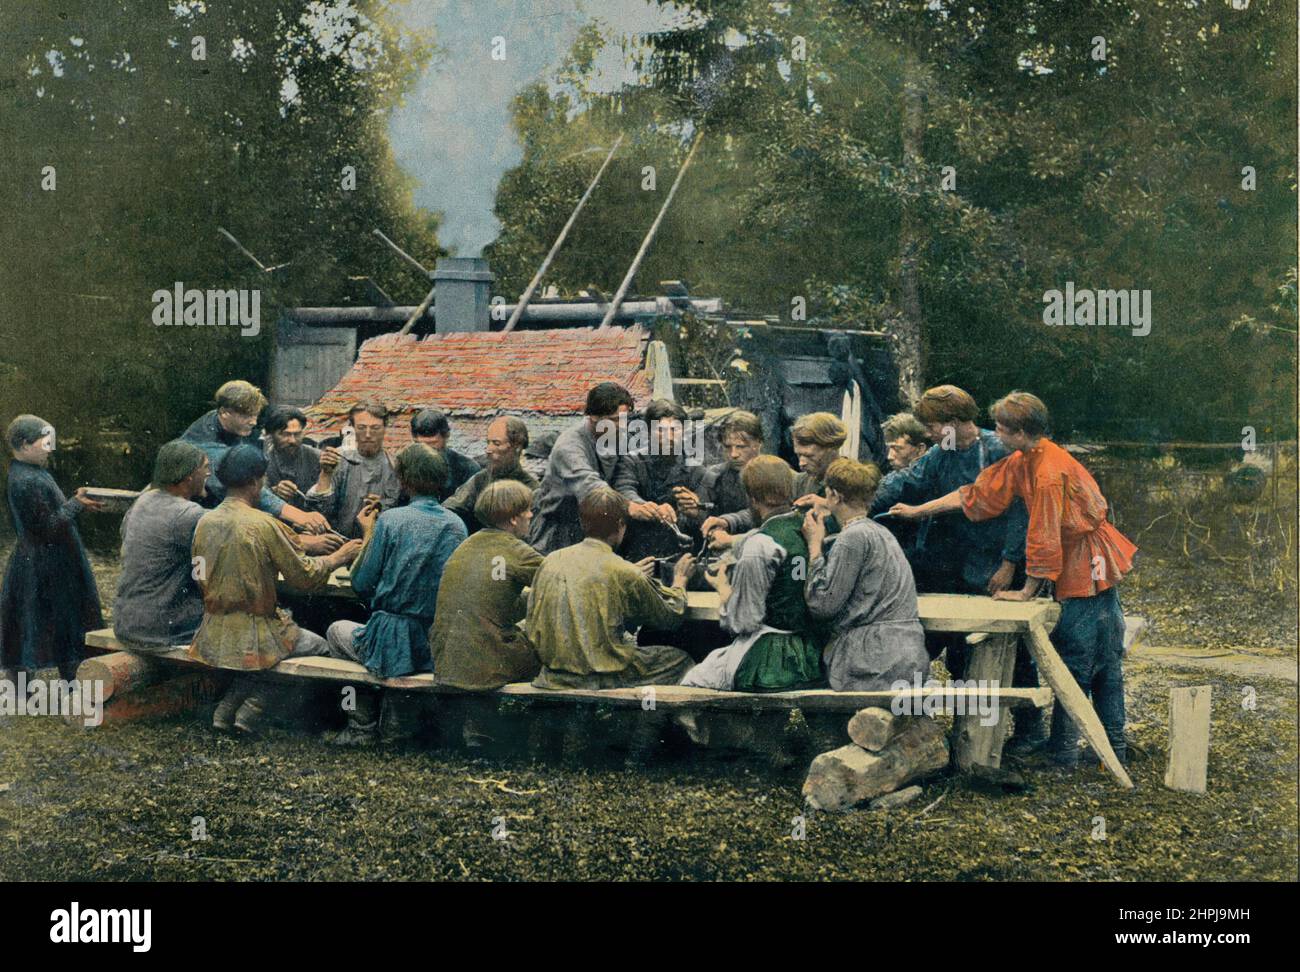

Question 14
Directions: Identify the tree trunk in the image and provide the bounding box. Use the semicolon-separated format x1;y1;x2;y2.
893;57;927;405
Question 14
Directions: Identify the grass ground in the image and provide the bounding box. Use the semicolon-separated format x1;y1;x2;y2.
0;545;1296;881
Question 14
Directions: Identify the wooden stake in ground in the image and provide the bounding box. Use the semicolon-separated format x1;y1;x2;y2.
803;717;948;811
1164;685;1211;794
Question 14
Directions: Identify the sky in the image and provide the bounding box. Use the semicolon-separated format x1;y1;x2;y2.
387;0;689;256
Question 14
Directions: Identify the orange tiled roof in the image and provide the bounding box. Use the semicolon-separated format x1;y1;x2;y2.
303;326;653;454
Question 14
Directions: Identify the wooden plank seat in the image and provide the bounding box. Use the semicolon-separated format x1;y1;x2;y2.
82;629;1052;712
251;585;1137;788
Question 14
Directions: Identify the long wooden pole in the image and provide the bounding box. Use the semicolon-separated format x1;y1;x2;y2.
1025;623;1134;788
598;129;705;330
217;227;268;272
372;228;432;277
396;282;436;337
503;135;624;334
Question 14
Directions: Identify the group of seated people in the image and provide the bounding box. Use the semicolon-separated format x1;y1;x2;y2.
86;375;1135;767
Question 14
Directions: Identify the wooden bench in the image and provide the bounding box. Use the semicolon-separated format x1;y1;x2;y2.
86;590;1139;789
82;629;1052;713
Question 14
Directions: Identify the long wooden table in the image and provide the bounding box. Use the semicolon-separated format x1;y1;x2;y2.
689;590;1131;788
285;573;1132;787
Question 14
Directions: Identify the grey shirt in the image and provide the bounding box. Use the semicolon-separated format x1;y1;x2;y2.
679;523;789;691
805;517;928;691
527;420;619;555
113;489;206;647
720;530;786;637
305;448;401;539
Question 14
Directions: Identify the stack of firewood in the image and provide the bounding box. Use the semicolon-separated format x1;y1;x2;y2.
802;707;949;811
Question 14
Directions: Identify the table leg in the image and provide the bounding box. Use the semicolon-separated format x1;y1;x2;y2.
1025;623;1134;788
952;633;1017;771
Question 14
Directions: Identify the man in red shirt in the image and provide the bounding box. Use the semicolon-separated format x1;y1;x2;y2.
890;391;1137;768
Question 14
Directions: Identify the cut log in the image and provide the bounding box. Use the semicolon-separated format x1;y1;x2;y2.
1164;685;1211;794
65;672;223;727
802;718;949;811
952;633;1017;771
870;785;922;811
847;706;914;752
76;651;178;702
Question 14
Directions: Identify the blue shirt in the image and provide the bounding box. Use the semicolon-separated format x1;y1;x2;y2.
871;428;1027;592
350;495;467;678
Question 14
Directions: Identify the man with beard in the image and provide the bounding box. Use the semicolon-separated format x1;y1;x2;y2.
444;415;537;535
263;405;321;503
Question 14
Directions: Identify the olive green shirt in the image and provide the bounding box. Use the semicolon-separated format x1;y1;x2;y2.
524;538;686;678
430;528;544;690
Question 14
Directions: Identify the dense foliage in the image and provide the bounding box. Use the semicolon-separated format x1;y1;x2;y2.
0;0;438;481
486;0;1296;440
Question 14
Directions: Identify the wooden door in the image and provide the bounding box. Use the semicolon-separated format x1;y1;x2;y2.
272;318;356;407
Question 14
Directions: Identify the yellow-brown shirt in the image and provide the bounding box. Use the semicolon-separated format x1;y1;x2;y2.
188;498;331;670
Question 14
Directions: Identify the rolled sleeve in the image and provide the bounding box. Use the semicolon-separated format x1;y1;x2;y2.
259;486;286;517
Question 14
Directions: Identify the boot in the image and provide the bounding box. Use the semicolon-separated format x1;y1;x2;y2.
325;720;378;747
212;681;251;732
1004;708;1049;756
1079;741;1128;768
233;693;266;735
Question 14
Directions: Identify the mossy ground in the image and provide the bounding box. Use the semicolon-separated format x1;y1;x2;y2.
0;547;1295;881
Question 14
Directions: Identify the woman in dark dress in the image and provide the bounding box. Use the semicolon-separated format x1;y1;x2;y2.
0;415;105;680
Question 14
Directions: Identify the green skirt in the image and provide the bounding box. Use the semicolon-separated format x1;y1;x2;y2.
733;631;825;693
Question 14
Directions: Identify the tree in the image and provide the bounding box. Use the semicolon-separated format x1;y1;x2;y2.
486;0;1296;440
0;0;438;491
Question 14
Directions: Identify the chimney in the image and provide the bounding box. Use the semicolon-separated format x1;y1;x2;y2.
433;257;494;332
